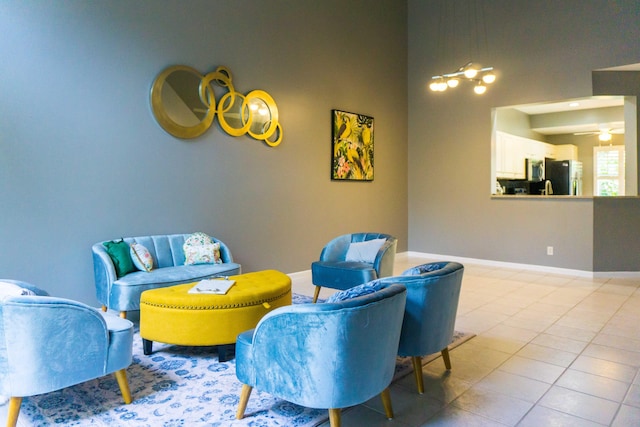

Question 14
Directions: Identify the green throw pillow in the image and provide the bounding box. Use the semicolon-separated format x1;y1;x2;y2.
103;240;136;277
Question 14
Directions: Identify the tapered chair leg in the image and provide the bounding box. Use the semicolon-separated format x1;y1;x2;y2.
441;347;452;370
236;384;253;419
380;387;394;419
412;356;424;394
101;305;107;312
328;408;341;427
114;369;132;404
119;311;127;319
312;286;322;303
7;397;22;427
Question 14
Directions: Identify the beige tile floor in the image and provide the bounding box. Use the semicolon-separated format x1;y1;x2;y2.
293;253;640;427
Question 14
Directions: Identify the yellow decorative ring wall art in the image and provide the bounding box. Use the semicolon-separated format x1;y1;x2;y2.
150;65;282;146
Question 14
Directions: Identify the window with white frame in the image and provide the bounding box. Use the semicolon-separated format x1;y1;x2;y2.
594;145;625;196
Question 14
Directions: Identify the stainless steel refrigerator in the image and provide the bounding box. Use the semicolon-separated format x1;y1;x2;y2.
546;159;583;195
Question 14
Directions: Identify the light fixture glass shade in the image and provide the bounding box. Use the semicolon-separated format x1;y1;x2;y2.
464;67;478;78
430;79;449;92
599;131;612;141
447;78;459;88
482;72;496;84
474;82;486;94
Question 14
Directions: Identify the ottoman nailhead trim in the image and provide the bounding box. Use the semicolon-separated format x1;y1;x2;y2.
140;289;291;310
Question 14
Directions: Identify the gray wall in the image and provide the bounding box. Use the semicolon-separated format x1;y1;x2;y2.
408;0;640;271
495;108;545;141
0;0;408;305
594;197;640;271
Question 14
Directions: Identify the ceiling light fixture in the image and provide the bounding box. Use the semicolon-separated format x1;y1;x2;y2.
599;130;612;142
430;61;496;94
574;126;623;141
429;0;497;95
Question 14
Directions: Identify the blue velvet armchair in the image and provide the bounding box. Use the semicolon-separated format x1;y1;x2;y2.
0;280;134;427
235;282;407;427
311;232;397;302
375;262;464;394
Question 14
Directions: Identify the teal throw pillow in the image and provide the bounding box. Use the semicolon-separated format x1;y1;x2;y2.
103;240;136;278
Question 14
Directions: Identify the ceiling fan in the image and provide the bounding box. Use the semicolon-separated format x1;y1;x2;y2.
574;127;624;142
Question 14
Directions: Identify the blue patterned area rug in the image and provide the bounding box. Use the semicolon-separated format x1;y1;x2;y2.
17;294;474;427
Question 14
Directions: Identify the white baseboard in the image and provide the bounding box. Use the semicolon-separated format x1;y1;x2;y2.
402;251;640;279
287;270;311;282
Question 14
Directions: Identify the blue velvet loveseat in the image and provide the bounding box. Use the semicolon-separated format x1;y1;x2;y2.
92;233;241;318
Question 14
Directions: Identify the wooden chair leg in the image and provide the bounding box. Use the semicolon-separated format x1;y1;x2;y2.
101;305;107;312
380;387;394;419
412;356;424;394
441;347;452;370
114;369;132;404
119;311;127;319
236;384;253;419
312;286;322;303
7;397;22;427
328;408;341;427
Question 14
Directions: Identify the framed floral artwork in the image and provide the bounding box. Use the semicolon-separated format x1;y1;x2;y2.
331;110;374;181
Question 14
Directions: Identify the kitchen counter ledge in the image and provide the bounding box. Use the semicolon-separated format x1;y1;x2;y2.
491;194;594;200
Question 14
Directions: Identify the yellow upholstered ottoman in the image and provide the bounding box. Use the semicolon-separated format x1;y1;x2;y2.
139;269;291;361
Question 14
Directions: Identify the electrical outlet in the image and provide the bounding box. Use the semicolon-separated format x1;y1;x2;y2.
547;246;554;256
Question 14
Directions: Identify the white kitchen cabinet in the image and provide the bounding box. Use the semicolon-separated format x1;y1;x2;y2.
496;132;553;179
543;143;556;159
554;144;578;161
496;132;526;179
523;139;550;161
495;132;578;179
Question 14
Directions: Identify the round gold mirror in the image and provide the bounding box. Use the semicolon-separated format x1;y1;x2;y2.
150;65;215;139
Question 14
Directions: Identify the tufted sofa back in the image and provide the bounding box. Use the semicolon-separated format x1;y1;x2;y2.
108;234;234;268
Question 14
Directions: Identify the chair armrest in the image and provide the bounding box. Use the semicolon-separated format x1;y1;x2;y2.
212;238;235;263
92;243;118;306
373;238;397;278
0;296;110;396
401;261;463;278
